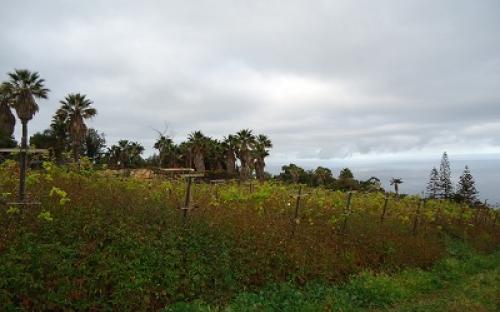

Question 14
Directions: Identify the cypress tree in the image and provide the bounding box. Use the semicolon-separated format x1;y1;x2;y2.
457;165;478;204
438;151;453;199
426;167;440;199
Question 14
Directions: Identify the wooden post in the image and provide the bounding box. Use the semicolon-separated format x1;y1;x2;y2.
294;185;302;221
19;121;28;202
380;196;389;223
290;185;309;238
412;198;423;236
182;177;192;225
210;179;225;200
341;192;353;233
179;173;204;225
290;185;303;238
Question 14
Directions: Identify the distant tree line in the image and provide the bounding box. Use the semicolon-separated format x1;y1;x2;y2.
147;129;272;180
0;69;486;195
0;69;274;180
276;164;384;192
426;152;480;205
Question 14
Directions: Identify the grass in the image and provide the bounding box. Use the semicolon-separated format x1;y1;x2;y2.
166;242;500;311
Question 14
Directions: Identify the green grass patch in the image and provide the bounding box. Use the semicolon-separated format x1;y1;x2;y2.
164;244;500;311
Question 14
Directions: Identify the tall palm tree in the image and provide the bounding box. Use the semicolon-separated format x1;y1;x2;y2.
5;69;49;201
187;130;208;172
55;93;97;164
253;134;272;181
235;129;256;180
222;134;238;175
390;177;403;196
0;83;16;146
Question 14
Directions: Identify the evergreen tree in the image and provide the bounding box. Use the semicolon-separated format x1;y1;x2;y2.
456;166;478;204
426;167;440;199
438;151;453;199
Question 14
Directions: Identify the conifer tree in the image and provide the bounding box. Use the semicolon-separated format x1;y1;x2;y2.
426;167;440;199
457;165;478;204
438;151;453;199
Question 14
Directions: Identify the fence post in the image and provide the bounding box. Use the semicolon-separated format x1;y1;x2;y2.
290;185;303;238
380;196;389;223
294;185;302;220
412;198;423;236
182;177;193;225
341;192;353;233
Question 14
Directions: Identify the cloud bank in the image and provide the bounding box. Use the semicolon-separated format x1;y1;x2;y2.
1;0;500;161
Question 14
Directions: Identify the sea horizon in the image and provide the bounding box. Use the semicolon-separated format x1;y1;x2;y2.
267;154;500;206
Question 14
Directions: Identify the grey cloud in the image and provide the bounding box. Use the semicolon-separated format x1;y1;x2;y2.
1;0;500;159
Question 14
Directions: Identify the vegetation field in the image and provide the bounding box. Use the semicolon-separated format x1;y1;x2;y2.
0;161;499;310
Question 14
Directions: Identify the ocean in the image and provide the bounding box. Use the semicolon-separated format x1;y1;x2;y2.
267;155;500;206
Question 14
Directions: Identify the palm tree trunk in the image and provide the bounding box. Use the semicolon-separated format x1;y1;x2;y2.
73;140;81;167
240;159;247;180
19;120;28;201
159;151;164;168
193;152;205;172
226;150;236;174
255;158;266;181
240;152;252;180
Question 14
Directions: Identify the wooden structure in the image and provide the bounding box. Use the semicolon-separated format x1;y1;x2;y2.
179;173;204;224
152;168;195;179
0;147;49;204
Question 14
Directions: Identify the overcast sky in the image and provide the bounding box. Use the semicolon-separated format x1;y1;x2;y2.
1;0;500;163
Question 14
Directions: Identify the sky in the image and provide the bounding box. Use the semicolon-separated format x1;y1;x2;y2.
1;0;500;194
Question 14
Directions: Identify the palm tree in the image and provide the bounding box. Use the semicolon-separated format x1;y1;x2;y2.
187;131;208;172
176;142;191;168
222;135;238;175
107;145;122;168
390;177;403;196
253;134;272;181
55;93;97;164
107;140;144;169
314;166;333;186
4;69;49;201
117;140;131;168
128;141;145;167
154;135;174;168
83;128;106;162
0;83;16;147
49;114;70;163
235;129;256;180
205;138;225;171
